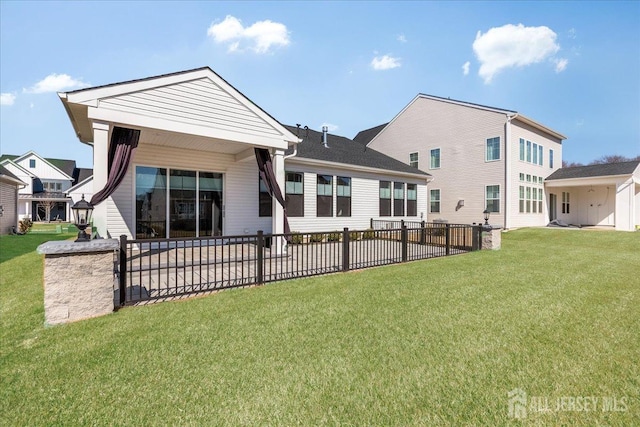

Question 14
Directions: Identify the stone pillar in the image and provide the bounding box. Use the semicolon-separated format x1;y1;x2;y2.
482;227;502;250
37;239;119;326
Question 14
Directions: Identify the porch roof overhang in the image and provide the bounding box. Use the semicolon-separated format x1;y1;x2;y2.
544;173;634;188
58;67;300;153
19;193;71;202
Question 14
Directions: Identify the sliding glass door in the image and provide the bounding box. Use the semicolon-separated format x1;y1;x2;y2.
199;172;223;237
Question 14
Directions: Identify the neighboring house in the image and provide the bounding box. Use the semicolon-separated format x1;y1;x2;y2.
0;152;92;222
0;165;26;234
545;161;640;231
57;67;430;247
364;94;566;229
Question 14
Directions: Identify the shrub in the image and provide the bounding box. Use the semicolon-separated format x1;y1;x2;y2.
362;229;376;240
290;232;304;245
349;231;361;241
326;232;341;242
18;217;33;234
309;233;325;243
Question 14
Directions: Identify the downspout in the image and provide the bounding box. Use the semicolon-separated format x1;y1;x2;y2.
504;113;518;230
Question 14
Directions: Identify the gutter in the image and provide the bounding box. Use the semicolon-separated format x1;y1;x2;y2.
504;112;518;229
287;156;432;182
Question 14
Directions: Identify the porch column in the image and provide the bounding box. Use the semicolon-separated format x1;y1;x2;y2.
615;178;635;231
92;121;110;237
272;149;286;254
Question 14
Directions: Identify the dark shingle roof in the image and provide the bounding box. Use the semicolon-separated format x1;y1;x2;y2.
75;168;93;183
0;154;18;163
546;161;640;180
46;158;77;177
353;123;387;145
284;125;429;177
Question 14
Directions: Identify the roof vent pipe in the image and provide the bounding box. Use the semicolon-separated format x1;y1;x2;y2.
322;126;329;148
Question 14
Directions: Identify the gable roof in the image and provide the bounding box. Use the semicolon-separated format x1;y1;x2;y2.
59;66;299;149
368;93;566;146
353;123;387;145
1;152;91;184
75;168;93;183
284;125;429;178
546;161;640;180
0;165;26;186
13;151;74;180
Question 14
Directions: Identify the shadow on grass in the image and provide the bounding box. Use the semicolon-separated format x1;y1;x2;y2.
0;233;75;264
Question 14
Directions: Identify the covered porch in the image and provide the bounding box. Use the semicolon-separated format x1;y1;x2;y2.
59;67;299;250
545;163;640;231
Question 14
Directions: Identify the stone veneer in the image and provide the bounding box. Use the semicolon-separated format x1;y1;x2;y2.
482;228;502;250
37;239;119;326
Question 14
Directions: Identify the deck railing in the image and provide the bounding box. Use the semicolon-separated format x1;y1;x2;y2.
118;223;482;305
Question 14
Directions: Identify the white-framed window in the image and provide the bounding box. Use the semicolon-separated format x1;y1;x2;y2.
393;182;405;216
532;188;538;213
549;149;554;168
519;186;525;213
538;187;543;212
485;185;500;213
336;176;351;217
538;145;544;166
562;192;570;214
285;172;304;217
532;143;538;165
430;189;441;213
519;173;525;181
519;138;525;161
407;184;417;216
430;148;441;169
526;187;531;213
486;137;500;161
526;140;532;163
316;175;333;217
409;152;419;168
29;159;36;168
379;181;391;217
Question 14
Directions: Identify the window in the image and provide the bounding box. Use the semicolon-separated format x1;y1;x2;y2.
519;173;525;181
430;148;440;169
526;187;531;213
532;143;538;165
485;185;500;213
532;188;538;213
393;182;405;216
409;152;419;168
258;176;272;217
549;149;554;168
486;137;500;161
29;159;36;168
317;175;333;217
562;192;570;214
285;172;304;217
526;174;531;182
538;145;544;166
379;181;391;216
519;186;525;213
407;184;417;216
538;187;543;213
519;139;525;161
430;189;441;213
526;140;532;163
336;176;351;217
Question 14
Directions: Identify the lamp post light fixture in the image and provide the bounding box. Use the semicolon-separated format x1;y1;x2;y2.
482;208;493;231
71;194;94;242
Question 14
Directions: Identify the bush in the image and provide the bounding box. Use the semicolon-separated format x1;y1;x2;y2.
309;233;325;243
326;232;341;242
349;231;361;241
17;217;33;234
290;232;304;245
362;229;376;240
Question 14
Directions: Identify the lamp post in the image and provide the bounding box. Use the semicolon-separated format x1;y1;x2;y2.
71;194;94;242
482;209;492;231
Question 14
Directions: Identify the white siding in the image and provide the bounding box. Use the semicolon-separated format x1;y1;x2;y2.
369;96;507;227
3;162;33;195
66;178;93;221
285;161;428;232
15;154;71;181
510;120;563;228
106;142;267;239
99;78;283;140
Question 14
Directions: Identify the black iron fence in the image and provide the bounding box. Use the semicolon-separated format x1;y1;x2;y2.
118;222;482;305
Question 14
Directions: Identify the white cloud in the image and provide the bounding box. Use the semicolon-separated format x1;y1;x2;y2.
462;61;470;76
397;34;407;43
554;58;569;73
25;73;89;93
320;123;338;132
0;92;16;106
473;23;561;83
371;55;401;70
568;28;577;39
207;15;290;54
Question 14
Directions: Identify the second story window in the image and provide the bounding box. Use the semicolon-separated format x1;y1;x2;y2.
486;137;500;161
430;148;440;169
29;159;36;168
409;152;419;168
549;149;554;168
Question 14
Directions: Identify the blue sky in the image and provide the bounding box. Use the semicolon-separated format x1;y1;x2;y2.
1;1;638;168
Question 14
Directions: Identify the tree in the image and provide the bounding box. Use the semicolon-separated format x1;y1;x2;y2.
562;160;583;168
37;200;55;222
589;154;640;165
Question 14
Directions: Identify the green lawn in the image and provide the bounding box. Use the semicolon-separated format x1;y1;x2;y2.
1;229;638;425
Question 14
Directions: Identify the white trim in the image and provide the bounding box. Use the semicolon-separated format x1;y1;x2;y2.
429;147;441;170
485;136;501;162
66;175;93;194
286;157;431;181
429;188;441;214
545;173;635;187
0;158;35;178
485;184;501;213
12;151;74;180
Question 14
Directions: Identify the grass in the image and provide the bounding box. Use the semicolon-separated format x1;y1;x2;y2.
1;228;638;425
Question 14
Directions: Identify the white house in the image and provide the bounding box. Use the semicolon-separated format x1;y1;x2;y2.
545;161;640;231
362;94;567;229
0;165;26;233
0;152;87;222
58;67;429;250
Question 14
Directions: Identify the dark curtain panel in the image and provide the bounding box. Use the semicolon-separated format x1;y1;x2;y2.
90;127;140;206
254;148;291;239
